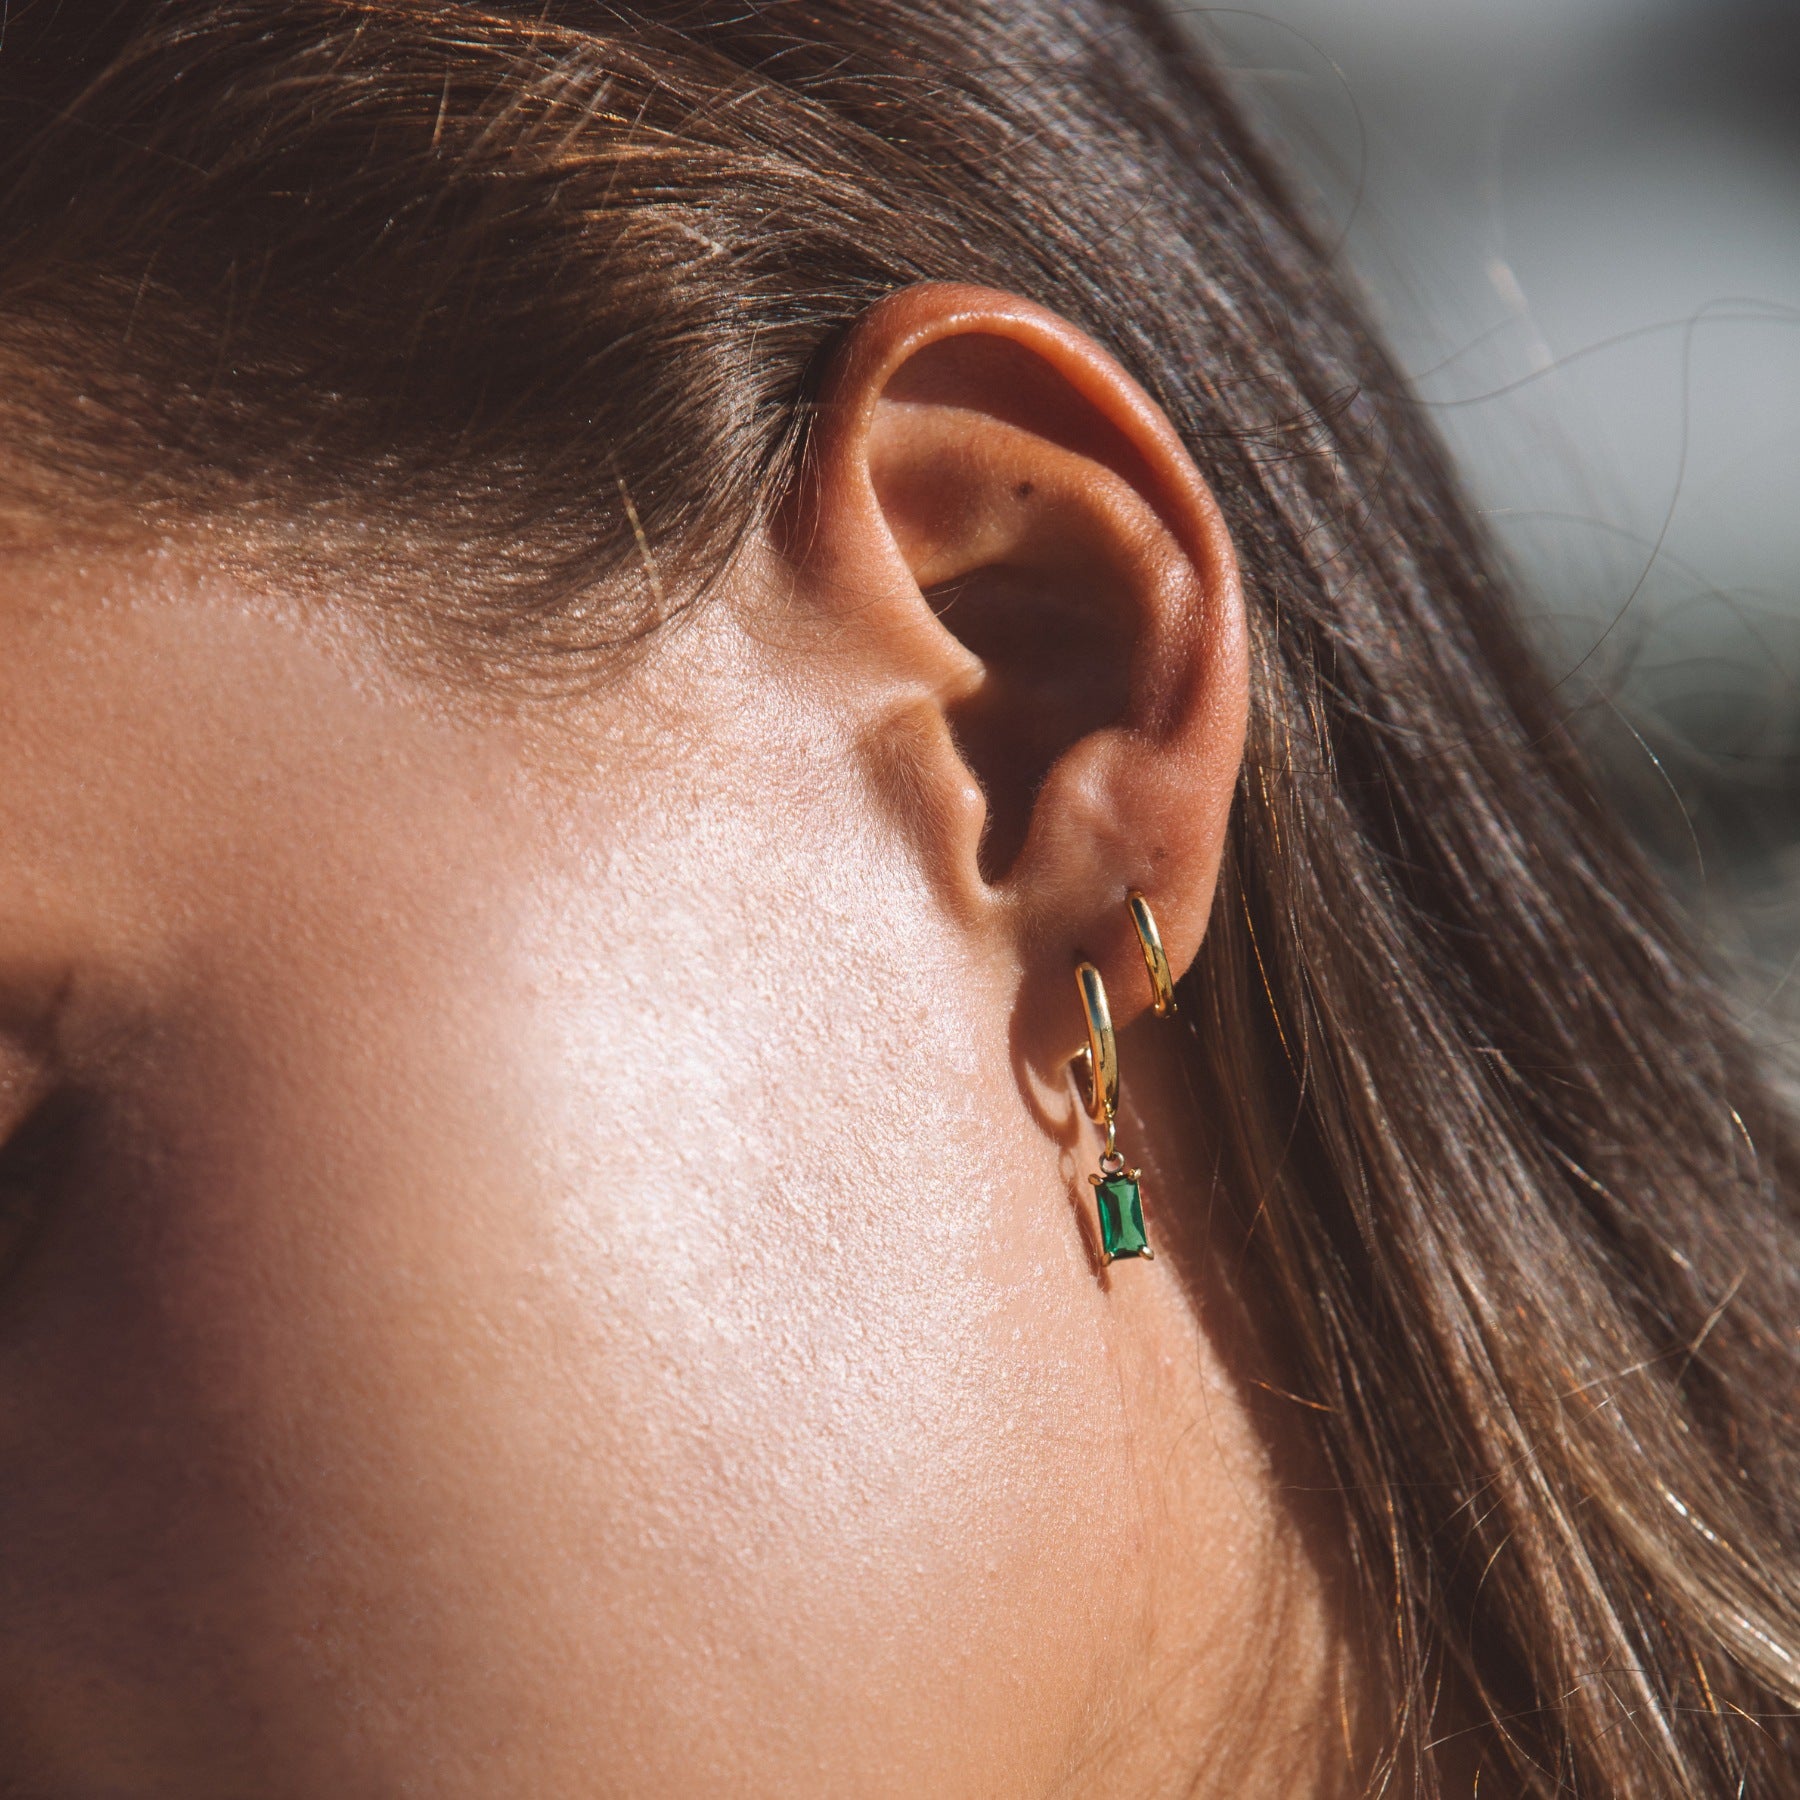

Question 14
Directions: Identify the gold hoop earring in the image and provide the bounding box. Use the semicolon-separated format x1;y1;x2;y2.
1074;961;1153;1263
1127;890;1177;1017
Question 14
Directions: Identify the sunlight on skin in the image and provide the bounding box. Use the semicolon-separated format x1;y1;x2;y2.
0;292;1358;1798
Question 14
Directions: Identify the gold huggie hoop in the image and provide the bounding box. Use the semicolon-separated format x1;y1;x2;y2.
1127;891;1177;1018
1073;960;1153;1263
1075;961;1119;1151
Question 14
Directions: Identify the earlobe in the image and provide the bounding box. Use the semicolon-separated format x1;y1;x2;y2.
787;281;1248;1056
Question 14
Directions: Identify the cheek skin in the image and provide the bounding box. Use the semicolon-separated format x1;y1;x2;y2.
0;571;1330;1797
508;700;1132;1791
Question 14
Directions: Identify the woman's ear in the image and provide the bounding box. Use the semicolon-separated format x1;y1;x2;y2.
779;281;1247;1067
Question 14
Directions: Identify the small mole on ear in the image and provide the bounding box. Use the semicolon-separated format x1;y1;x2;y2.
1015;480;1035;500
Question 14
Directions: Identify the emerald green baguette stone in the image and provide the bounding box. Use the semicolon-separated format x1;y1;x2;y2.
1093;1172;1150;1260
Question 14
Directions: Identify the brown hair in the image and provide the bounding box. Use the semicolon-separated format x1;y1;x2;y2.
2;2;1797;1790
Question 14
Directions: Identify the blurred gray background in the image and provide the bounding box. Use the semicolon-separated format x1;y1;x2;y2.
1193;0;1800;1019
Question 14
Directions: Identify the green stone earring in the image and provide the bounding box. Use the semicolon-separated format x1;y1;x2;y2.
1074;959;1154;1264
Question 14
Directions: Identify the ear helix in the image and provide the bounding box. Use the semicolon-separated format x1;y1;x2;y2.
1072;891;1177;1265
